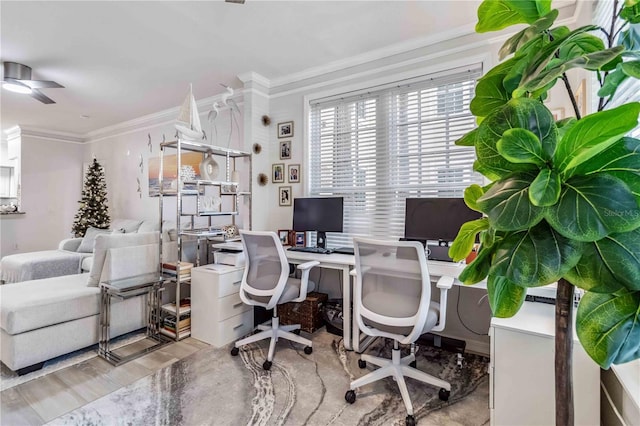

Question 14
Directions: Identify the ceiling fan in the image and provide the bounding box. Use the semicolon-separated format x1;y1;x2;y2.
2;62;64;104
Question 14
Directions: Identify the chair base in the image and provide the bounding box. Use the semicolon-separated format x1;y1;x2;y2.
233;316;312;364
349;345;451;416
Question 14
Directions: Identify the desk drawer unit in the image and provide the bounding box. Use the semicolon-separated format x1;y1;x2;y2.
191;265;253;347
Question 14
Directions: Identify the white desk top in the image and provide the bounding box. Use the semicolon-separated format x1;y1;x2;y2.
491;301;581;342
611;360;640;411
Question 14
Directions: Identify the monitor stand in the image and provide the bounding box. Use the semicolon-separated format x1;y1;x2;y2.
316;231;327;249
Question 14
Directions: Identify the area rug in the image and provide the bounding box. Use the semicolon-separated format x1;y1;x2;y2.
0;330;146;391
49;330;489;425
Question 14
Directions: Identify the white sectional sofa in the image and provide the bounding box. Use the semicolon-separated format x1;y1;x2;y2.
0;218;175;284
0;231;173;374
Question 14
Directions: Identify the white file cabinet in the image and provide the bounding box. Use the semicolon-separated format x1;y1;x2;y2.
490;302;600;426
191;264;253;348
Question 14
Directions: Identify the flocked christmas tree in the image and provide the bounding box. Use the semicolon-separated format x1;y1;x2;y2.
71;158;110;237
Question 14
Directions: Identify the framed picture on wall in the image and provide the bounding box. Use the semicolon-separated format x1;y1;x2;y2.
280;141;291;160
279;186;292;206
278;229;290;245
288;164;300;183
295;231;306;247
574;79;587;117
272;163;284;183
277;121;294;138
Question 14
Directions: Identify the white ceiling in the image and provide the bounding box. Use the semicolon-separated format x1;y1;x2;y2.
1;1;483;136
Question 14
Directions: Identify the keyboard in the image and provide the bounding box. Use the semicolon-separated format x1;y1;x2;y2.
333;247;354;255
287;246;333;254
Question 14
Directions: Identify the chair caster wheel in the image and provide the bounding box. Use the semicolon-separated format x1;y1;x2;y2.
405;414;416;426
230;347;239;356
263;360;272;370
304;346;313;355
439;388;450;401
358;359;367;369
345;390;356;404
409;360;417;368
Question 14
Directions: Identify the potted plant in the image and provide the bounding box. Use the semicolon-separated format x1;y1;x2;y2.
449;0;640;424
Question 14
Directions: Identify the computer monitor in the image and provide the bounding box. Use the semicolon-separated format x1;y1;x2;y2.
293;197;344;248
404;197;482;243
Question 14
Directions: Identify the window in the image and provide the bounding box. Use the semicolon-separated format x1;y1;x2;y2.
592;1;640;137
308;65;483;247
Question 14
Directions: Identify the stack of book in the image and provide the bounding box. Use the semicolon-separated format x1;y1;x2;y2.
163;312;191;335
162;261;193;277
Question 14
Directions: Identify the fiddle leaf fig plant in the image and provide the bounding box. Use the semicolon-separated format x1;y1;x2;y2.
449;1;640;424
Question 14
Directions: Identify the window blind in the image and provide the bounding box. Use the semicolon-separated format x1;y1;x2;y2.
308;64;483;248
592;0;640;136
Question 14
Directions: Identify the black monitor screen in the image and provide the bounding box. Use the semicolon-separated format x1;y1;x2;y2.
404;198;482;242
293;197;344;233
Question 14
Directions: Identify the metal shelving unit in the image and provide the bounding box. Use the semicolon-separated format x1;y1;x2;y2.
158;138;251;341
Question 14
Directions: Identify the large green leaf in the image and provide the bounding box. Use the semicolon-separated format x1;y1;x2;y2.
490;221;584;287
622;60;640;77
499;9;558;60
497;128;548;166
529;168;561;206
449;218;490;262
515;46;625;96
464;184;485;212
554;103;640;177
545;174;640;241
470;73;512;117
559;33;606;61
621;3;640;23
476;98;556;178
477;174;544;231
598;65;628;98
459;245;495;285
619;23;640;50
487;274;527;317
576;290;640;368
456;128;479;147
565;228;640;293
476;0;550;33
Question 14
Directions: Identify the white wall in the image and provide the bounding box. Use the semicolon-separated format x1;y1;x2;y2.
0;134;84;256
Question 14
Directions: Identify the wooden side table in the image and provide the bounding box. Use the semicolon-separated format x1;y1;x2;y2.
99;273;171;365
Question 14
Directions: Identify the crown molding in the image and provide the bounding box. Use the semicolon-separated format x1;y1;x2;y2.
9;126;86;144
270;23;477;89
237;71;271;89
86;89;246;143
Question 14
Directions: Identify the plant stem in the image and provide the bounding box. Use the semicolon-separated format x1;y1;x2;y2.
556;278;575;426
561;74;581;120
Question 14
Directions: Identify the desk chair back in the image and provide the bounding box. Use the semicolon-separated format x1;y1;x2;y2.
239;230;290;310
353;237;434;345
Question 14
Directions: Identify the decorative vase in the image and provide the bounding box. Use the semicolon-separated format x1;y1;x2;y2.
199;152;219;181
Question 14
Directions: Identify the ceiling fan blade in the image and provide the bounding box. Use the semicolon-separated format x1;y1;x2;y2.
30;89;56;104
21;80;64;89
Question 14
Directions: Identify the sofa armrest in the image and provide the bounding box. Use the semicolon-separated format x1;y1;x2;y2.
58;238;82;252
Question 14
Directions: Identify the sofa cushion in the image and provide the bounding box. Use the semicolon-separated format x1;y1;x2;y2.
87;231;160;287
138;220;159;233
81;256;93;272
78;227;111;253
111;219;144;233
0;274;98;335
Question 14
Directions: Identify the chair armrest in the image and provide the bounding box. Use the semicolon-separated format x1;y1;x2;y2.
436;275;454;290
59;237;82;252
292;260;320;302
296;260;320;271
431;275;455;333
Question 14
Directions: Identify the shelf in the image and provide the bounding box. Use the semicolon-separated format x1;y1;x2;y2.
183;179;239;187
221;191;250;196
160;327;191;339
162;274;191;283
161;303;191;315
160;140;251;157
180;229;226;237
196;211;239;217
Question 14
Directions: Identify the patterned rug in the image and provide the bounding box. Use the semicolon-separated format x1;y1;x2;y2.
49;330;489;425
0;330;146;391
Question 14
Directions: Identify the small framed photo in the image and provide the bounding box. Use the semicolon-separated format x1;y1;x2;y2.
288;164;300;183
278;229;290;245
278;121;294;138
279;186;292;206
280;141;291;160
272;163;284;183
295;231;306;247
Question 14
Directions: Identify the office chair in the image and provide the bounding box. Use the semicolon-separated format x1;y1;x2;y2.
230;230;319;370
345;237;454;426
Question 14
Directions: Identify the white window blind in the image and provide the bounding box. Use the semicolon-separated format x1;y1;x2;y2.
308;64;483;248
592;0;640;136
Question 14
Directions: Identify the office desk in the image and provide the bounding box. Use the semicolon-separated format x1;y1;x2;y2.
285;250;472;351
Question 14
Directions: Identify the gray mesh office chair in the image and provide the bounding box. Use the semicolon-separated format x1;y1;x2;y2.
230;230;319;370
345;237;454;426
